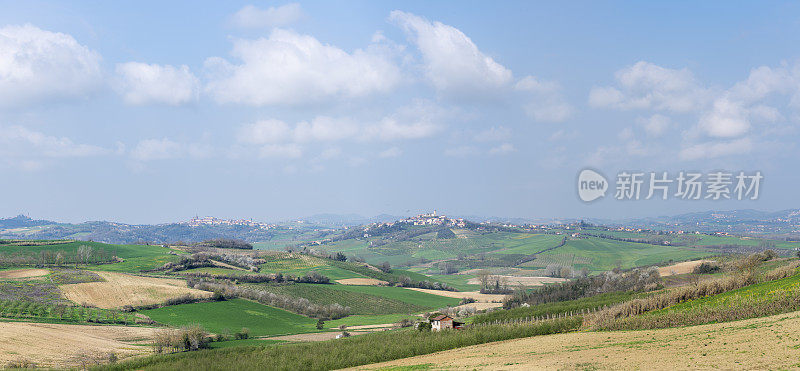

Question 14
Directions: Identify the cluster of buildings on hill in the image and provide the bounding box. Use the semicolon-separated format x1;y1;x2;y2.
183;216;274;229
373;211;467;228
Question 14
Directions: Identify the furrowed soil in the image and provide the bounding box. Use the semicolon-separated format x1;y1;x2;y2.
356;310;800;370
0;268;49;279
336;278;389;286
59;271;211;309
404;288;507;303
0;322;161;368
465;275;566;286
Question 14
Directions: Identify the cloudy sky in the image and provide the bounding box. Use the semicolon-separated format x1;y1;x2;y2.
1;1;799;223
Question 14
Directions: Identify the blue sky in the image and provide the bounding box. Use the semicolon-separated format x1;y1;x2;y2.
1;1;799;223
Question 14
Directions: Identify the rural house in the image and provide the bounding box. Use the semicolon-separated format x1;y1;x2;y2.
430;315;453;331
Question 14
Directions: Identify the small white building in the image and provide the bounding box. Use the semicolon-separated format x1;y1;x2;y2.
430;315;454;331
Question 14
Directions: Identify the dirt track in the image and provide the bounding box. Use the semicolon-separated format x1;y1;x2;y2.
355;310;800;370
0;268;49;279
60;271;211;308
0;322;161;368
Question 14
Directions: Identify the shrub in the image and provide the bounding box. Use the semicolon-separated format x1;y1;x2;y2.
693;262;720;274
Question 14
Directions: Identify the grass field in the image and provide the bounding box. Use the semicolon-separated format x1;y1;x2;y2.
0;241;180;272
140;299;318;337
423;274;479;291
253;282;460;314
325;314;418;328
490;234;564;255
325;285;460;309
534;237;714;273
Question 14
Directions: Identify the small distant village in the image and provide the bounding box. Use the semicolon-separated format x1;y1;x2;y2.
182;216;275;229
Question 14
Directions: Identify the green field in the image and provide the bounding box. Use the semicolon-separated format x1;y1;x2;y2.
490;234;564;255
253;282;459;314
532;237;714;272
325;285;459;309
325;314;418;328
140;299;318;337
0;241;179;272
423;274;479;291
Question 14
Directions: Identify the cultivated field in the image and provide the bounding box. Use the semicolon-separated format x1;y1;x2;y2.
140;299;317;337
358;310;800;370
335;278;388;286
403;288;506;303
0;268;48;279
0;322;161;368
464;275;566;286
59;271;211;308
658;259;714;276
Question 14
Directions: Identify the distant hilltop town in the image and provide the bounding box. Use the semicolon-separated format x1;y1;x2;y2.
182;216;274;229
375;210;467;228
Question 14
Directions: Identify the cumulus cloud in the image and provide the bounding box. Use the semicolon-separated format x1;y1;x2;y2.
0;24;102;107
638;114;670;137
489;142;515;155
390;10;512;96
258;143;303;158
0;125;106;158
130;138;209;161
115;62;199;105
0;125;107;170
379;147;402;158
589;61;710;112
679;138;753;160
205;29;400;105
515;76;573;122
239;114;439;148
231;3;303;29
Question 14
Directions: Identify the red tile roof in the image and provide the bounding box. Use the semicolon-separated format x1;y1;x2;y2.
432;315;452;321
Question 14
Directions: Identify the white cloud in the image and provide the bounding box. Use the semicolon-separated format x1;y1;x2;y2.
679;138;752;160
115;62;199;105
295;116;360;142
390;10;512;96
0;125;106;170
205;29;400;105
259;143;303;159
231;3;303;29
379;147;402;158
0;24;101;107
473;126;511;142
698;97;751;138
0;125;107;158
589;61;709;112
515;76;573;122
638;114;670;137
130;138;209;161
363;117;439;141
237;119;292;144
489;142;515;155
237;101;443;151
444;145;480;157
